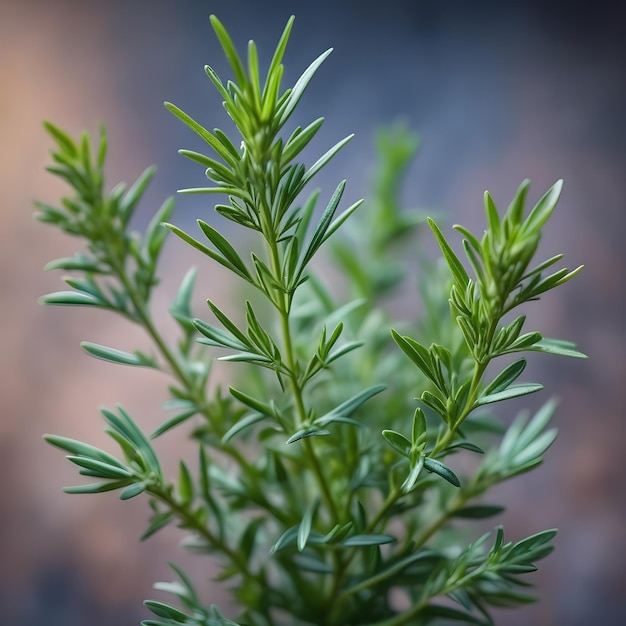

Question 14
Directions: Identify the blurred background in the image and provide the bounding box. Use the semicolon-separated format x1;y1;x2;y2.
1;0;624;623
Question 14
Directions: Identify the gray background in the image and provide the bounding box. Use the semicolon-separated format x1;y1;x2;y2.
1;0;624;624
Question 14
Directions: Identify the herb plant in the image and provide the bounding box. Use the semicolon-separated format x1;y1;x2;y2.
38;15;586;626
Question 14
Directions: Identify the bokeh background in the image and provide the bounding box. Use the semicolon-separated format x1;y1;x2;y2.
1;0;624;624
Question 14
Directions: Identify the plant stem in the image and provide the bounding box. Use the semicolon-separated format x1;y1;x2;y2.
153;487;262;586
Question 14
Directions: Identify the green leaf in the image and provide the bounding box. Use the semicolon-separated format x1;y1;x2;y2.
66;456;131;479
144;600;190;622
298;498;318;552
277;48;333;126
528;338;587;359
428;218;469;289
140;511;173;541
315;385;386;426
151;408;198;439
423;457;461;487
169;267;197;324
270;526;299;554
165;223;251;279
178;460;194;505
391;330;437;383
44;121;77;156
298;180;346;273
283;118;324;164
452;505;505;519
197;220;251;280
44;253;103;273
342;534;397;547
401;457;425;493
229;388;275;420
194;318;249;351
44;435;128;469
120;166;157;224
475;383;543;407
222;413;269;444
442;441;484;455
209;15;248;88
39;291;101;306
505;179;530;226
263;15;293;97
286;427;330;444
382;429;411;457
63;480;132;495
207;300;251;348
503;331;542;353
508;528;557;560
80;342;155;367
101;405;161;475
521;179;563;237
120;482;147;500
143;197;175;260
302;135;354;185
484;359;527;395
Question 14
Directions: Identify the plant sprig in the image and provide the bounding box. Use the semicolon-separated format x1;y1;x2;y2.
39;14;586;626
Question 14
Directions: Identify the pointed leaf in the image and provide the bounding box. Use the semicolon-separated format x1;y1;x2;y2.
317;385;386;425
222;413;269;443
39;291;101;306
522;179;563;236
342;534;397;547
484;359;527;395
197;220;251;280
428;218;469;289
80;342;155;367
423;457;461;487
286;427;330;444
452;505;505;519
382;430;411;457
151;408;198;439
278;48;333;125
528;338;587;359
298;499;318;552
476;383;543;407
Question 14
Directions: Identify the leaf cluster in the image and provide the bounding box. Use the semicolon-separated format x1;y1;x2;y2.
38;14;586;626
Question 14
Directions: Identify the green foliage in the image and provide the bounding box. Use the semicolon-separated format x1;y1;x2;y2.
38;15;586;626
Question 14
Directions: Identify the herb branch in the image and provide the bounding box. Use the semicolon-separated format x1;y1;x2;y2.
38;15;586;626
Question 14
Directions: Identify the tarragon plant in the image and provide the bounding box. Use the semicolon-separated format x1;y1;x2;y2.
38;16;586;626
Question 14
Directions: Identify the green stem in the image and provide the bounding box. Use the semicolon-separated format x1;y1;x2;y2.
259;221;342;525
153;487;262;587
115;262;291;524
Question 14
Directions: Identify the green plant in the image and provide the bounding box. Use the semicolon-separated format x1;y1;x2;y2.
38;15;586;626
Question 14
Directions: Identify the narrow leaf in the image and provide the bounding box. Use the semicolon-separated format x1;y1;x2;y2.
151;408;198;439
452;505;505;519
423;457;461;487
222;413;269;443
428;218;469;289
229;387;275;416
476;383;543;407
298;499;318;552
197;220;251;280
318;385;386;424
80;342;154;367
342;534;397;547
484;359;527;395
522;179;563;236
382;430;411;457
286;427;330;444
528;338;587;359
39;291;101;306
